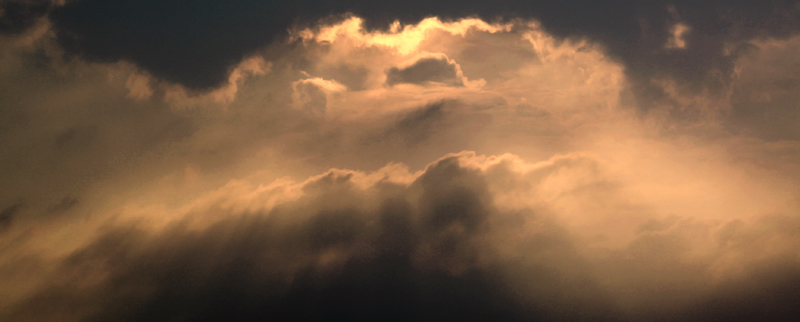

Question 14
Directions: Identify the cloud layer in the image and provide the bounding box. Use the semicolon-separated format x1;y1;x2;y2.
36;0;800;104
4;152;800;321
2;7;800;322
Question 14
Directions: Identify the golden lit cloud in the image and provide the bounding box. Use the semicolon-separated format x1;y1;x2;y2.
298;16;512;55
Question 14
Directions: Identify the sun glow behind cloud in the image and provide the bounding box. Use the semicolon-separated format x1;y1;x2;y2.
298;16;512;55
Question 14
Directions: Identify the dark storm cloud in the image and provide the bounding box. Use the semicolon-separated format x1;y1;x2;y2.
44;0;800;95
386;56;463;86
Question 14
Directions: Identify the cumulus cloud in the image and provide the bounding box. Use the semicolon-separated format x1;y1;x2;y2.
2;8;800;322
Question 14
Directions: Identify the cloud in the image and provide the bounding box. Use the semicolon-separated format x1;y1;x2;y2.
35;0;799;113
0;0;50;35
386;54;467;87
0;153;565;321
381;100;448;145
728;35;800;140
0;152;629;321
2;10;800;322
666;23;690;49
3;152;800;321
292;77;347;116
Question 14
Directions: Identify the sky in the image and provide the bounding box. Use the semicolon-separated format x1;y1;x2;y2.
2;0;800;321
